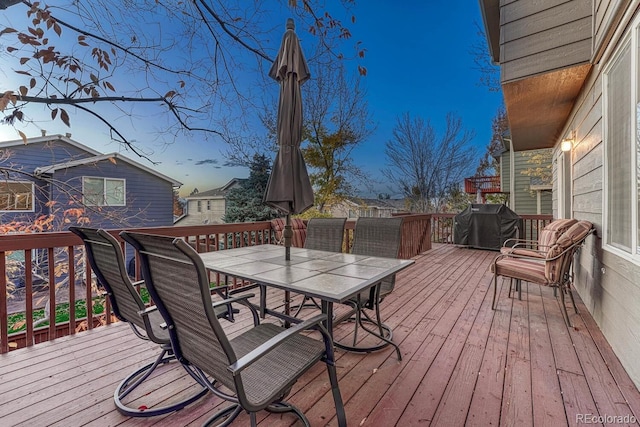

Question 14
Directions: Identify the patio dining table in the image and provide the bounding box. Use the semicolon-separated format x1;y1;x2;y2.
199;244;414;339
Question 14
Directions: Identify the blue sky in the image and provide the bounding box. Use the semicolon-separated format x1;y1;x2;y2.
0;1;503;197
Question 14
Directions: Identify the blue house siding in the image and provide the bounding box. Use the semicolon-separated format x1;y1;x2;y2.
0;135;178;230
50;161;175;229
0;138;95;225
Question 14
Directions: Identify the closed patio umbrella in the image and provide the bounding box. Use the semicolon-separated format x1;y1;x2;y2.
264;18;314;260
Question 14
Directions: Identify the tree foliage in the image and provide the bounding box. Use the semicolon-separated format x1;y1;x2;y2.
302;62;374;211
520;148;553;187
470;22;501;93
0;0;365;160
475;107;508;177
383;112;477;213
223;154;278;223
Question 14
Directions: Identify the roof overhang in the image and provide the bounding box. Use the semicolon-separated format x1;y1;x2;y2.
478;0;500;63
503;64;592;151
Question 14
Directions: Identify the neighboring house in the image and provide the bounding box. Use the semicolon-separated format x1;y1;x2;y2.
327;197;408;218
479;0;640;387
175;178;245;226
0;134;181;230
465;140;552;215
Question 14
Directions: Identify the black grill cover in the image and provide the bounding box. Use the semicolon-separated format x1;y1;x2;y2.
453;204;522;250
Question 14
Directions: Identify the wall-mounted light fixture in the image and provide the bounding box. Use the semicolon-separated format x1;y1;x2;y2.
561;130;575;152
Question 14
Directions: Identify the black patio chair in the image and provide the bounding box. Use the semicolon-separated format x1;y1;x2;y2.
334;217;404;360
291;217;347;317
70;227;238;417
120;231;346;427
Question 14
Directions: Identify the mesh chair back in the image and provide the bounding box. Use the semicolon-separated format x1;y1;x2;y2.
70;227;149;333
545;220;593;282
120;231;237;390
305;218;347;252
352;217;404;295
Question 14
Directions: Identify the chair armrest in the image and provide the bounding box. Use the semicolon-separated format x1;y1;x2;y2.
503;246;548;257
138;305;159;316
503;238;536;247
131;280;145;287
228;313;327;375
211;294;255;308
213;294;259;324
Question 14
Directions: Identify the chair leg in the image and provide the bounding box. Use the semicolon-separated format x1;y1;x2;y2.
202;404;242;427
568;286;579;313
266;402;311;426
492;273;498;309
291;295;322;318
114;345;208;417
358;309;401;361
517;279;522;300
557;284;572;328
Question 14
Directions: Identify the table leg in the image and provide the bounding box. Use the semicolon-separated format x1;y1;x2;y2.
259;284;267;319
283;290;291;328
321;300;334;339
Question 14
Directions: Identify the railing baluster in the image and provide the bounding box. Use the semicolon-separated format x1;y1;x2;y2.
67;246;75;336
25;249;33;347
47;247;56;340
1;252;7;354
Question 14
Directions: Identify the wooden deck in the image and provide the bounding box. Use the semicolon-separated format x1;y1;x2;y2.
1;244;639;426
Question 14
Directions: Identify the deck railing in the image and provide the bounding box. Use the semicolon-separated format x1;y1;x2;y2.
430;213;554;244
1;216;431;353
464;176;501;194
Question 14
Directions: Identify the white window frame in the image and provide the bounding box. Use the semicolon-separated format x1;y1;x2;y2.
82;176;126;207
602;24;640;262
0;181;35;212
197;200;202;212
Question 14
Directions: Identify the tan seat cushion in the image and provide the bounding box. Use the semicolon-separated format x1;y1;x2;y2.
492;258;547;285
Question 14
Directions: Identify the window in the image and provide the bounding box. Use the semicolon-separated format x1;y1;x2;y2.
0;181;34;212
82;177;125;206
197;201;202;212
207;200;211;211
603;25;640;260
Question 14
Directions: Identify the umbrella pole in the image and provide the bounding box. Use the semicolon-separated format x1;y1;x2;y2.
284;214;292;261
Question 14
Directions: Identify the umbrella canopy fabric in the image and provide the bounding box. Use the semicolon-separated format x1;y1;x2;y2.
263;18;314;215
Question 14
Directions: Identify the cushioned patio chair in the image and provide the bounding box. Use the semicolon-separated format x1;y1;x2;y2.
270;217;307;247
70;227;227;417
500;218;577;300
335;217;404;360
491;220;594;326
501;218;577;258
121;231;346;427
290;217;347;317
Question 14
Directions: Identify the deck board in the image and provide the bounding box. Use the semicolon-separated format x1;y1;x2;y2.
1;244;639;426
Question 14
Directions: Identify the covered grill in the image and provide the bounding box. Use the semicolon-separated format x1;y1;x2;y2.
453;204;521;250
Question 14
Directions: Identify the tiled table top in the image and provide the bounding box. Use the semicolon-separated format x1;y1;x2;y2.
199;244;414;303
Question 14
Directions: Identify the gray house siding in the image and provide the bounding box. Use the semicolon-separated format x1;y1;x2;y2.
553;6;640;387
500;0;592;83
482;0;640;388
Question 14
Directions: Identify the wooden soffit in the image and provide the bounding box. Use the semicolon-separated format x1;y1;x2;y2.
503;64;592;151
